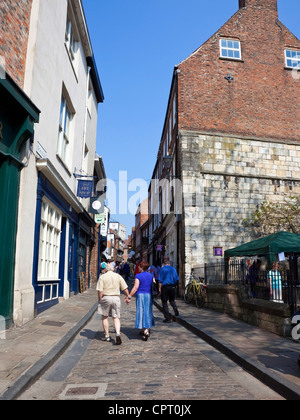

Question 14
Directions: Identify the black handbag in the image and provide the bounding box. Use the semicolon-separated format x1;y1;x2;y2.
151;281;159;298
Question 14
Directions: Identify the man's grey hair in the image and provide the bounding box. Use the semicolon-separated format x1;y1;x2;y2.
106;263;115;272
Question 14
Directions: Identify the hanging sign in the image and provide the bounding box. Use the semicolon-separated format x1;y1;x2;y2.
94;213;106;224
77;180;94;198
89;196;105;214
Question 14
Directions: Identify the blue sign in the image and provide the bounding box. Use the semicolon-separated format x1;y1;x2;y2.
77;180;94;198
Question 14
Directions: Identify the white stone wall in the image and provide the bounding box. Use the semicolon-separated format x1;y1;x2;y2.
179;131;300;274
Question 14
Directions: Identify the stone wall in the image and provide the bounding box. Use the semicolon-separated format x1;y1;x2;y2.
179;130;300;273
205;284;292;337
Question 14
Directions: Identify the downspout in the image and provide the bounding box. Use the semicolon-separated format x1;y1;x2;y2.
81;65;91;174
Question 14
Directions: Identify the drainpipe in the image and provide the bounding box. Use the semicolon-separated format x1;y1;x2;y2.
81;65;91;173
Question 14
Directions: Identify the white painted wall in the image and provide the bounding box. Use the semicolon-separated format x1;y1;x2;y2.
14;0;99;325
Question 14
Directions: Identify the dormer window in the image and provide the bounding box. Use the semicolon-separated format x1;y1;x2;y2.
285;49;300;69
220;39;241;60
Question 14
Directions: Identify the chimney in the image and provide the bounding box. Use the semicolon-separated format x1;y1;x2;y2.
239;0;278;13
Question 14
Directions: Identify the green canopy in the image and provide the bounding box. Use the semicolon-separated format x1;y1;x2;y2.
225;231;300;263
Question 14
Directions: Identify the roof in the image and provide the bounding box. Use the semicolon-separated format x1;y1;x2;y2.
225;231;300;261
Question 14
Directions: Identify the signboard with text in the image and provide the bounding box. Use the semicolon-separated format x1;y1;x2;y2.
77;180;94;198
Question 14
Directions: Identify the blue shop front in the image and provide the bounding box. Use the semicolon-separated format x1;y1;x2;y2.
32;166;95;314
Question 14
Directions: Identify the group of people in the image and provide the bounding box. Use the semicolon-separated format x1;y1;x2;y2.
246;260;283;302
96;257;179;344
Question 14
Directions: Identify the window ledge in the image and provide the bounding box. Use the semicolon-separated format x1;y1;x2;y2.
219;57;244;63
56;153;72;177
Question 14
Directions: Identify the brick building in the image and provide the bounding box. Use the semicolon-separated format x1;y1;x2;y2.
0;0;32;88
148;0;300;288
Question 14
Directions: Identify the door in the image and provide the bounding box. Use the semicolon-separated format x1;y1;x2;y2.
77;230;87;293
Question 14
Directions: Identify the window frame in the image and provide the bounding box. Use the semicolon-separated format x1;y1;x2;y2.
38;198;62;282
58;94;73;167
285;49;300;69
65;15;78;64
220;39;242;61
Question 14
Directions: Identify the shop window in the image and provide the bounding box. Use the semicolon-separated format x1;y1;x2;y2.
38;198;62;281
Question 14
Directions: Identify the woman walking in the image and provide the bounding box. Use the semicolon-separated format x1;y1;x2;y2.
125;261;156;341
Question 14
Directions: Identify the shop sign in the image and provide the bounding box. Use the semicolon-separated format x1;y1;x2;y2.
94;213;106;224
90;196;105;214
77;179;94;198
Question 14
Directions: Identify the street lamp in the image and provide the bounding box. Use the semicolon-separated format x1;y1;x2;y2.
163;155;173;170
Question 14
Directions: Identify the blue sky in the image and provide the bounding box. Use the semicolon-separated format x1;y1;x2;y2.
82;0;300;237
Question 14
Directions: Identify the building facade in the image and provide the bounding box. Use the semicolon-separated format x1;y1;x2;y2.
0;0;104;327
149;0;300;289
0;0;40;328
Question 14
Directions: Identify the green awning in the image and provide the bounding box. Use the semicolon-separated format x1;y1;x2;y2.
225;231;300;263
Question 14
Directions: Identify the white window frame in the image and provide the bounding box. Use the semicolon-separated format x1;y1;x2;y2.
58;95;73;166
285;49;300;69
65;15;77;64
38;199;62;282
220;39;242;60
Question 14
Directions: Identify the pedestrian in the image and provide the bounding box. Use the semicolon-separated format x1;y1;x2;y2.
154;263;161;290
134;260;140;276
96;263;130;345
158;256;179;323
125;261;156;341
246;259;261;298
100;262;107;273
122;261;130;284
267;261;283;303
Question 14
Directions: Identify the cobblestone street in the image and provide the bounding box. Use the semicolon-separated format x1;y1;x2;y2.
19;300;283;401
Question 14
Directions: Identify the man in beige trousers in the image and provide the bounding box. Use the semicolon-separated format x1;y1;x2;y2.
96;263;130;345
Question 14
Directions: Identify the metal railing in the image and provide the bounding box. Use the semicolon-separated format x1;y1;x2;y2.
192;259;300;314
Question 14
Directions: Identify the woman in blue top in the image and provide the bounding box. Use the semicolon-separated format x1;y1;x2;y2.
126;261;156;341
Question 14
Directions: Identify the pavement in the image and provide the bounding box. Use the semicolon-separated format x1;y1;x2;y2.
0;284;299;400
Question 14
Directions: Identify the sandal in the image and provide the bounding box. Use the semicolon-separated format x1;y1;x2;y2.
142;329;150;341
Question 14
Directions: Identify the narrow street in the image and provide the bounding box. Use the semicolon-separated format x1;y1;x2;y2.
18;298;283;401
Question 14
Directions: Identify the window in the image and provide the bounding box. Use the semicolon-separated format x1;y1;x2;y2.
172;96;176;128
285;49;300;69
58;95;73;166
65;15;77;64
38;199;62;281
220;39;241;60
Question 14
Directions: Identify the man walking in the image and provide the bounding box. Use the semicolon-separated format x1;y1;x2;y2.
97;263;130;345
159;256;179;323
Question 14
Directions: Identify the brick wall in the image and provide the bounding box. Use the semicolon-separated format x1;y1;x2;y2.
89;225;99;285
177;0;300;142
0;0;33;88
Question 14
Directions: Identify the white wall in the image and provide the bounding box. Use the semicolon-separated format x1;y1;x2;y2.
14;0;99;325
